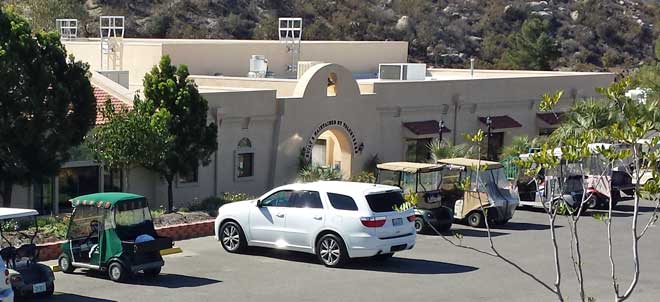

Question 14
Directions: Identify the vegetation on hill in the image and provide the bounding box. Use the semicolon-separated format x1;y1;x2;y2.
3;0;659;71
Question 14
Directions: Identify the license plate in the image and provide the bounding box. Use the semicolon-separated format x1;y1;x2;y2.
33;282;46;294
392;218;403;226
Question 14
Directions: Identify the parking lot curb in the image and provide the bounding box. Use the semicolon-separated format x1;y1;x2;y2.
160;247;183;256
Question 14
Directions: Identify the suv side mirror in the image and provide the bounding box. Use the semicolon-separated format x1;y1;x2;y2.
256;199;263;207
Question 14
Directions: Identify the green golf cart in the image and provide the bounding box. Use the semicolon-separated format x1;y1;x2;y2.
58;193;173;282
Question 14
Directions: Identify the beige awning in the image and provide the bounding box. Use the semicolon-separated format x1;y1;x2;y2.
377;162;445;173
437;157;502;169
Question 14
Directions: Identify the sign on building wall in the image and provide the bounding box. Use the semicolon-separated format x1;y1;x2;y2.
303;120;361;162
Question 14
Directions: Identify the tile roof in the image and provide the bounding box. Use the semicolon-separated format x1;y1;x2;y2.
93;85;132;125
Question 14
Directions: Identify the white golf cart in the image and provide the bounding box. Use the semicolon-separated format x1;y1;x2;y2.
0;208;55;298
516;144;634;210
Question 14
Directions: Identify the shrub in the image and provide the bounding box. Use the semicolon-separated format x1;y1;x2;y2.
297;165;343;182
150;207;165;219
189;192;253;215
350;171;376;183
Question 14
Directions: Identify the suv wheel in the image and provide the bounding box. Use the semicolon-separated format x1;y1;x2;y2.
58;254;74;274
467;211;484;228
220;221;247;253
316;234;348;268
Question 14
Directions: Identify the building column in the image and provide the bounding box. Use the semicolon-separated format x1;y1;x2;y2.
53;176;59;214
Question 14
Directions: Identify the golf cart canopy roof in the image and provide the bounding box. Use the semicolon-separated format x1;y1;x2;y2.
70;192;147;210
437;158;503;169
519;143;634;160
377;162;445;173
0;208;39;220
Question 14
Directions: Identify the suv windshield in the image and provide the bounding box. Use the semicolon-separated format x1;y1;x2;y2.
364;191;406;213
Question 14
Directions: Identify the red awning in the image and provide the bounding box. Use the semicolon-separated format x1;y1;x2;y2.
403;120;451;135
478;115;522;130
536;112;565;125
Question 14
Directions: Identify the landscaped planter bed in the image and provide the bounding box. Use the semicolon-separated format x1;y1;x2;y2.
34;211;215;261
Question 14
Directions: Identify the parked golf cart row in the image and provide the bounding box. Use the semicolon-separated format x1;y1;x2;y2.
375;157;519;231
0;192;173;300
516;143;636;212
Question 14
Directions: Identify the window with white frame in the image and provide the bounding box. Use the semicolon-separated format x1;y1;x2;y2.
236;138;254;179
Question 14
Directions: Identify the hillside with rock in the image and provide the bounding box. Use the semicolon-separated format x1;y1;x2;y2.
4;0;660;71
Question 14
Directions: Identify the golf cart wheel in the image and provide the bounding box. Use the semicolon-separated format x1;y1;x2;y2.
414;216;429;234
108;262;129;282
437;223;452;233
372;253;394;261
143;267;161;278
220;221;247;253
316;233;348;268
58;254;74;274
467;211;484;228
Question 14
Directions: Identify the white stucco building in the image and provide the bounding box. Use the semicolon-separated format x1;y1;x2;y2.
10;37;615;213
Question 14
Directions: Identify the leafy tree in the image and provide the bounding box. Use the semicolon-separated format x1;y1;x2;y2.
550;99;617;143
87;99;172;182
428;139;476;162
503;17;560;70
656;36;660;60
633;36;660;103
429;78;660;302
297;165;342;182
500;135;546;159
0;7;96;206
140;56;217;212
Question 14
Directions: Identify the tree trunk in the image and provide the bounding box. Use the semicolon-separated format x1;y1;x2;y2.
166;176;174;213
0;181;13;207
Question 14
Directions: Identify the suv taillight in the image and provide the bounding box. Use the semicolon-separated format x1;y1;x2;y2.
406;215;416;222
360;217;386;228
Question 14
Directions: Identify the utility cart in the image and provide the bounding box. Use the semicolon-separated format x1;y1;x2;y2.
58;193;173;282
376;162;454;233
0;208;55;298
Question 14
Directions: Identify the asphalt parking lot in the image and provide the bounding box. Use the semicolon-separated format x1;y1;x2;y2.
36;199;660;302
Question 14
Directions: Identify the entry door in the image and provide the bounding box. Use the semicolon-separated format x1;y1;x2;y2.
248;191;290;245
284;191;325;250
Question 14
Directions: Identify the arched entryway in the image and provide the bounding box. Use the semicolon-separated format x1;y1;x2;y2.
310;128;353;179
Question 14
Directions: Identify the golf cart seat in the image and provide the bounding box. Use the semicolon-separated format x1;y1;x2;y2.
0;247;16;267
16;244;37;265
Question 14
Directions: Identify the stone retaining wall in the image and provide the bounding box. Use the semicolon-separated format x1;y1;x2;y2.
36;219;215;261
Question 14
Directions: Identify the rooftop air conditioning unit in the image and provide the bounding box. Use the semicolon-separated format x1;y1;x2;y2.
248;55;268;78
378;63;427;81
297;61;323;79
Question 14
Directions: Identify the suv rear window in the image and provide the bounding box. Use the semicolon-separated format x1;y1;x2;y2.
327;193;358;211
365;191;406;213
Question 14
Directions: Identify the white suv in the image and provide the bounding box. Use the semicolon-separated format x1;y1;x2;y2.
214;181;416;267
0;256;14;302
